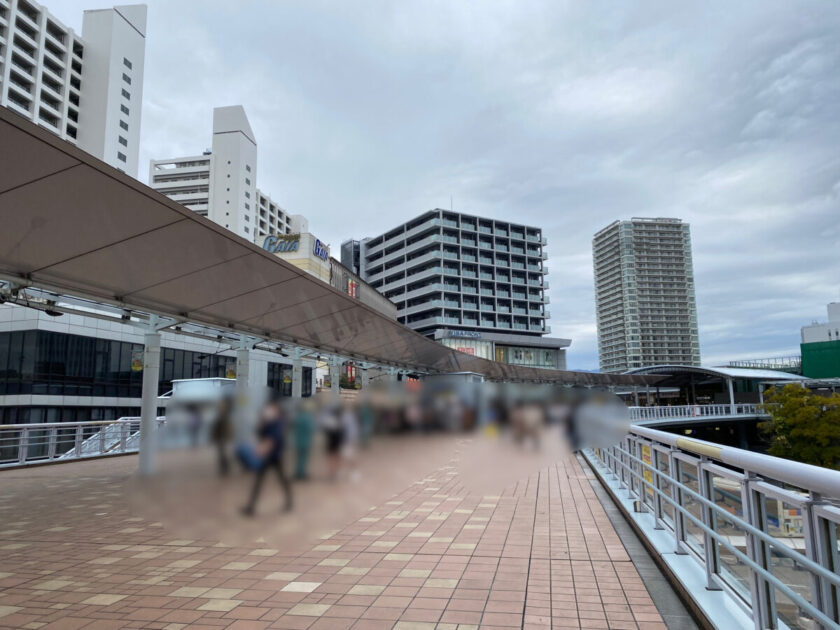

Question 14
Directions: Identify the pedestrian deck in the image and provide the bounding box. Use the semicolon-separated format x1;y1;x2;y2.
0;438;668;630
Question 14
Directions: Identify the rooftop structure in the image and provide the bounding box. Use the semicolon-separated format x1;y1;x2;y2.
593;217;701;372
0;1;147;176
800;302;840;378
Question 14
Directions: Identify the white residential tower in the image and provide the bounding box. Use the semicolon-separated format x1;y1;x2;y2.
0;1;146;176
150;105;307;242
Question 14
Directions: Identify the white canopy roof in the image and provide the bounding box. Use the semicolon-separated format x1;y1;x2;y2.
0;107;658;387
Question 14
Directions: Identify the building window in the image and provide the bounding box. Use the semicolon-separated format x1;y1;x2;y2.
244;203;250;210
118;136;127;146
122;73;131;85
245;164;251;172
120;104;129;115
244;191;250;198
245;177;251;185
119;120;128;131
121;88;130;100
123;57;132;69
244;215;249;222
244;226;249;233
117;152;126;162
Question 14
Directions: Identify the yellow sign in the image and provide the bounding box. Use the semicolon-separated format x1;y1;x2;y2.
641;444;654;501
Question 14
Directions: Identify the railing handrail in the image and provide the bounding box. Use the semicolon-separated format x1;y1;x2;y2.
0;417;165;468
0;417;141;430
586;423;840;628
628;403;766;421
632;424;840;499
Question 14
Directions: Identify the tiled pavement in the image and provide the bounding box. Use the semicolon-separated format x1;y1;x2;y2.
0;439;668;630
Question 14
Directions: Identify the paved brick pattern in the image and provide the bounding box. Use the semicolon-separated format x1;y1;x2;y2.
0;443;666;629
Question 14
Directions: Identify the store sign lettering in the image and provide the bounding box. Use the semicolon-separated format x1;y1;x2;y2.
314;238;330;261
263;234;300;253
450;330;481;339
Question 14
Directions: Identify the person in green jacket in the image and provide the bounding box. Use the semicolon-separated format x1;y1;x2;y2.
292;399;316;480
358;396;375;449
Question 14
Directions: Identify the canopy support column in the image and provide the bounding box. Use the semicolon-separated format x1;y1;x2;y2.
138;316;171;476
727;377;736;415
633;387;639;406
330;357;341;396
292;349;303;399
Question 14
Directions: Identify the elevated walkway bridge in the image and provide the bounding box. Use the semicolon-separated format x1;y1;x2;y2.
1;89;838;630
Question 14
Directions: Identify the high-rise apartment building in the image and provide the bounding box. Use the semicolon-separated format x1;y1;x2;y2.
344;209;570;370
0;1;146;176
150;105;307;242
593;217;700;372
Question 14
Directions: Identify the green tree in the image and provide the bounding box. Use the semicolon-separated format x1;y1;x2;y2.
759;384;840;470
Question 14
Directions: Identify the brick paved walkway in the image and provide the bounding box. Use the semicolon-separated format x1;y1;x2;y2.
0;438;667;630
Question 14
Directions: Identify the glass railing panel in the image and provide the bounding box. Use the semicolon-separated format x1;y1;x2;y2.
709;474;751;601
677;460;705;557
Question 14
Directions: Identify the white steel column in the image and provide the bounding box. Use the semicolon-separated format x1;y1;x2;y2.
633;387;640;406
237;347;250;388
292;349;303;399
139;328;162;476
361;367;370;389
758;383;765;405
727;377;736;415
330;357;341;396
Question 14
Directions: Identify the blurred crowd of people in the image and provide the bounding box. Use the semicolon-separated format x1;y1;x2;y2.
163;379;629;517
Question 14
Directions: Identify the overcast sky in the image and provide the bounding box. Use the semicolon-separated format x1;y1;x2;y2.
63;1;839;370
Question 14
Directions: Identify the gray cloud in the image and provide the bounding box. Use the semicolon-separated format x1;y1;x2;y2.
62;0;839;369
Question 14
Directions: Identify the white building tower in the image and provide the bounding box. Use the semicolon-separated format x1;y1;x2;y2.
0;1;147;177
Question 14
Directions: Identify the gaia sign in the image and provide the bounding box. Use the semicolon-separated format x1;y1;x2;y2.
263;234;300;254
313;238;330;261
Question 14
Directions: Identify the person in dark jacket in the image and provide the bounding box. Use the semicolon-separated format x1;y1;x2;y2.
211;395;234;476
241;398;292;516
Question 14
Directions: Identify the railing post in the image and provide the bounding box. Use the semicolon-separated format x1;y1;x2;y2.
669;449;688;554
698;461;721;591
120;422;128;453
47;427;57;460
812;506;840;625
18;428;29;465
74;424;83;458
742;476;777;629
652;449;665;530
99;424;106;455
803;494;838;628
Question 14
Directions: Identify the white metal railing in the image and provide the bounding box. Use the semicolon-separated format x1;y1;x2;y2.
0;418;164;468
585;426;840;630
630;404;765;423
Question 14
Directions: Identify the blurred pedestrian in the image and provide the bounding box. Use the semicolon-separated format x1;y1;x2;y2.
292;399;316;480
358;396;374;449
341;399;360;481
211;394;233;476
318;395;344;480
241;398;292;516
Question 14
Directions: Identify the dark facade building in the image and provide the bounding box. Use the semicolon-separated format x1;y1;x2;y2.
0;307;315;426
